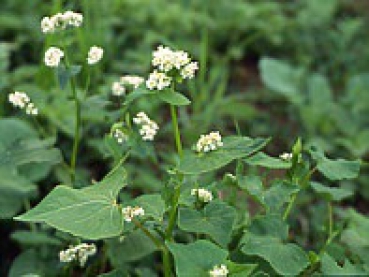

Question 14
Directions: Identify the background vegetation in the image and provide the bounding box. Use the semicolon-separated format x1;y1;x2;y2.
1;0;368;276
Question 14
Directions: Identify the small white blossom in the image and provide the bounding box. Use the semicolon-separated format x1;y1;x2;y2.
112;81;125;96
44;47;64;67
9;91;38;116
279;152;293;161
173;50;191;69
146;70;172;90
181;61;198;79
113;129;128;144
191;188;213;203
122;206;145;222
209;264;229;277
196;131;223;153
152;45;176;72
133;112;159;141
120;75;145;89
41;11;83;34
87;46;103;65
59;243;96;267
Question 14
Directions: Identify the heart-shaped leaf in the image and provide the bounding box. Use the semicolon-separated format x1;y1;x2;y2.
15;167;127;240
310;181;353;202
178;201;236;247
179;137;269;175
167;240;228;277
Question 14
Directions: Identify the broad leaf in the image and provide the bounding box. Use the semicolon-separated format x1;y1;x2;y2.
244;152;291;169
321;253;366;275
310;181;353;202
134;194;166;222
57;64;82;90
310;148;361;180
238;175;264;204
179;137;269;175
124;87;155;105
158;89;191;106
11;230;62;246
259;57;304;104
15;167;127;240
248;214;288;240
167;240;228;277
178;201;236;247
226;261;257;277
107;229;157;264
241;234;309;276
264;181;299;212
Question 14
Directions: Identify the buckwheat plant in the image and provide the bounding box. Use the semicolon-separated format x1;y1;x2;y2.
13;11;364;277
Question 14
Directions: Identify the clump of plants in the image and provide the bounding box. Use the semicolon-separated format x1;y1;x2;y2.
8;10;368;277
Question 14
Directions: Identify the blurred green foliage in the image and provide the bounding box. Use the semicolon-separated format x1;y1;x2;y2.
1;0;369;276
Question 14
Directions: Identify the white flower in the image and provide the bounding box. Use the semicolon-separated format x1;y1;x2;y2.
122;206;145;222
87;46;103;65
181;61;198;79
41;17;55;33
59;243;96;267
44;47;64;67
146;70;171;90
8;91;30;108
152;45;176;72
196;131;223;153
113;129;128;144
279;152;293;161
209;264;229;277
173;50;191;69
120;75;145;89
9;91;38;116
191;188;213;203
41;11;83;34
133;112;159;141
112;81;125;96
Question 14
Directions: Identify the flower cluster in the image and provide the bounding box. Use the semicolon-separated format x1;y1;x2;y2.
41;11;83;34
122;206;145;222
59;243;96;267
111;75;144;96
44;47;64;67
196;131;223;153
209;264;229;277
133;112;159;141
191;188;213;203
279;152;293;161
146;45;198;90
8;91;38;115
146;70;172;90
121;75;145;89
113;129;128;144
87;46;104;65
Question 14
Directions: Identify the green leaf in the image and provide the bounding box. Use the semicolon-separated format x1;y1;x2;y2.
178;201;236;247
158;89;191;106
259;57;304;104
134;194;166;222
11;230;62;246
8;249;45;277
310;148;361;180
264;181;299;212
241;235;309;276
15;167;127;240
0;166;37;219
321;253;366;275
167;240;228;277
226;261;257;277
124;87;155;105
244;152;291;169
107;229;157;264
57;65;82;90
179;137;269;175
310;181;353;202
238;175;264;204
248;214;288;240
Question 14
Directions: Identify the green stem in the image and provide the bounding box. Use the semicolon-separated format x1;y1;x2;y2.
132;219;162;249
165;184;181;241
328;202;333;238
163;247;172;277
283;193;297;221
24;199;37;232
70;76;81;184
169;105;183;157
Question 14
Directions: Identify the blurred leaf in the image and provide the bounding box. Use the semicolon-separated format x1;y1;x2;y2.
134;194;166;222
245;152;291;169
57;65;82;90
259;57;304;104
321;253;366;275
158;89;191;106
310;181;353;202
11;230;62;246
